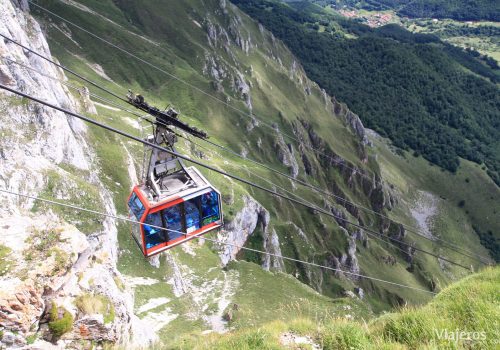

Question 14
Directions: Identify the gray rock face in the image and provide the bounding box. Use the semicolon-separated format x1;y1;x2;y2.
228;14;253;54
344;111;369;146
206;20;231;49
332;97;371;146
203;53;228;93
218;195;269;265
232;71;253;110
203;13;254;111
0;0;89;212
13;0;28;11
262;228;284;271
219;0;228;15
79;86;97;114
273;127;299;178
355;287;364;299
295;119;390;216
340;228;360;281
0;1;139;347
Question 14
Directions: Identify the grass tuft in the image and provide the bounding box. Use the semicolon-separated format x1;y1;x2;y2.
321;319;370;350
75;294;115;324
48;302;74;338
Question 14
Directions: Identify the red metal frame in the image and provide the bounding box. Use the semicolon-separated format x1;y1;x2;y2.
127;185;222;258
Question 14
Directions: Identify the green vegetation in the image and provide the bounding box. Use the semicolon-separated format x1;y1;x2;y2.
370;131;498;262
26;334;37;345
0;244;12;276
50;247;70;274
226;261;372;329
30;0;498;344
25;228;62;253
113;276;125;292
168;266;499;349
75;294;116;324
312;0;411;12
399;0;500;21
32;169;104;234
404;19;500;68
22;228;71;274
321;320;369;349
313;0;500;21
48;302;74;338
474;226;499;262
233;0;500;185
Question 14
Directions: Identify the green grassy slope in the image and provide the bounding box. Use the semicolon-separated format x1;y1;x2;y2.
233;0;500;187
369;132;499;262
29;0;498;344
168;266;500;349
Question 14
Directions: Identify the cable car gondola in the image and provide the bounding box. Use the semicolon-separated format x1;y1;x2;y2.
126;92;222;257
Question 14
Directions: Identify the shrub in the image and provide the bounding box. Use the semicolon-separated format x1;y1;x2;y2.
321;320;369;350
48;302;74;338
50;248;69;274
26;334;37;345
381;310;433;347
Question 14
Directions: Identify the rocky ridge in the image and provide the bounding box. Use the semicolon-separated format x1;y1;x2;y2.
0;1;150;347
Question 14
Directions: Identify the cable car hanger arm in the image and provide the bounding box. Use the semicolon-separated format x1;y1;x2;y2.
127;90;208;139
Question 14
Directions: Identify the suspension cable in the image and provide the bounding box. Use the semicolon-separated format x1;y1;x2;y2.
1;51;488;265
0;188;438;295
189;133;490;264
0;55;140;117
28;0;379;183
187;136;415;258
0;84;473;270
0;38;488;264
0;32;128;104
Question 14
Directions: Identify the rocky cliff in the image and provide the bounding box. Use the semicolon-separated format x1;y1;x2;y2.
0;0;150;348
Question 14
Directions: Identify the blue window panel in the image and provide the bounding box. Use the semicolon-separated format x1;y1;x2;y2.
163;205;184;241
144;213;166;249
128;193;145;220
185;199;201;233
201;191;220;226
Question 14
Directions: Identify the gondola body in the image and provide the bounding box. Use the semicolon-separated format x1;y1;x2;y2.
125;95;222;257
128;166;222;257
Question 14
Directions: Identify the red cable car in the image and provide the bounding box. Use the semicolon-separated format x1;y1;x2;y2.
126;93;223;257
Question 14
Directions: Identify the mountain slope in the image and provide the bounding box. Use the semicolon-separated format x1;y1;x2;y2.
33;0;496;314
0;0;497;347
168;266;500;349
232;0;500;187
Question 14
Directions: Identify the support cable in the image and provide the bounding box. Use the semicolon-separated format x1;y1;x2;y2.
0;188;438;295
0;52;489;265
0;32;488;264
0;83;472;271
28;0;379;182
